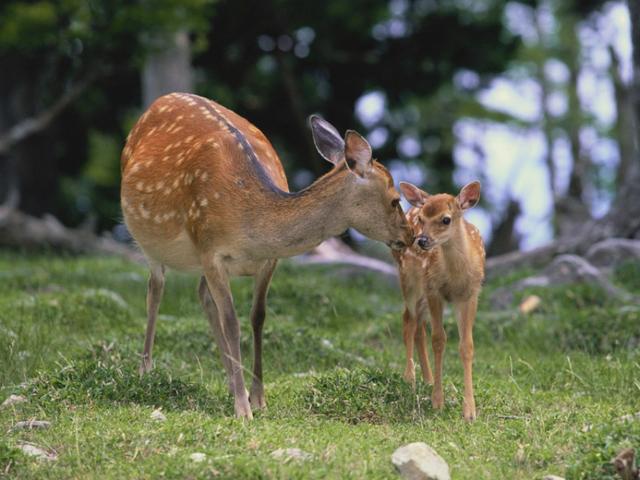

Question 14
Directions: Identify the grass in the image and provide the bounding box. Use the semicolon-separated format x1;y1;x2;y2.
0;252;639;479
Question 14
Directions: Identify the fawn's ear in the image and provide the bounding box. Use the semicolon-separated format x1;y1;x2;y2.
457;181;481;210
399;182;429;208
344;130;373;177
309;115;345;165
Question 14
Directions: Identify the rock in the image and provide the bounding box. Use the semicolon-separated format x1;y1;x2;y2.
518;295;541;314
190;452;206;463
620;412;640;423
17;443;57;461
150;408;167;422
12;420;51;430
490;254;635;309
391;442;450;480
82;288;128;309
271;448;313;462
586;238;640;269
612;448;638;480
1;394;27;408
542;475;565;480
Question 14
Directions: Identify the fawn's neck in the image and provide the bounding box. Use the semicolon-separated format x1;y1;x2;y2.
440;221;473;274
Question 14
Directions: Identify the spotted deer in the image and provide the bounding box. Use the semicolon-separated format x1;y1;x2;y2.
120;92;413;419
392;181;485;421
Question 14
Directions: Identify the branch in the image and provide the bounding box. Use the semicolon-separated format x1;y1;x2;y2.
0;72;97;154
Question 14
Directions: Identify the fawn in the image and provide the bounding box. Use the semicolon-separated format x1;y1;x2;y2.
120;93;413;419
393;181;485;421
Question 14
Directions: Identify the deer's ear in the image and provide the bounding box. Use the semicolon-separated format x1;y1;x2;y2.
344;130;372;177
309;115;344;165
457;181;481;210
399;182;429;207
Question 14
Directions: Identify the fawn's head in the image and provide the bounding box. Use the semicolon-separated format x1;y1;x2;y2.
310;116;413;250
399;181;481;250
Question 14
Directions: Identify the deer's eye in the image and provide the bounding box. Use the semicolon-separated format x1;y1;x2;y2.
391;198;401;208
442;216;451;225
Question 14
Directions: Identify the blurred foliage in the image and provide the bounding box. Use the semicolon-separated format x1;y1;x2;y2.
0;0;613;231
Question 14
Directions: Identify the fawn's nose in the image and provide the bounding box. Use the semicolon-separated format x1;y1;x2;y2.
416;235;431;250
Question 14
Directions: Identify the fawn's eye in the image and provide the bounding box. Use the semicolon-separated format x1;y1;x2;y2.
442;216;451;225
391;198;401;208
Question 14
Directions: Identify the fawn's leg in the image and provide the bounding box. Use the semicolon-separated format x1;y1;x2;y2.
139;262;165;375
456;295;478;421
402;307;418;386
249;259;277;410
203;259;252;419
415;298;434;384
428;295;446;409
198;276;234;392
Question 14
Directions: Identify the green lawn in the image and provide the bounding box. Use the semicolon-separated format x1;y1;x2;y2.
1;252;639;479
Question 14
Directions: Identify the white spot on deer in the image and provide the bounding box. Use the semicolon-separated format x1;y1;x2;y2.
154;214;163;224
130;163;141;174
249;125;259;133
189;113;195;118
422;259;428;268
164;144;174;152
200;198;208;207
237;142;245;151
172;178;180;189
177;157;185;166
147;126;158;136
177;115;184;121
144;160;152;167
167;123;176;132
158;105;168;113
163;188;171;195
173;126;184;134
201;172;208;181
139;205;151;219
156;181;165;190
214;192;220;199
185;135;195;143
136;181;145;192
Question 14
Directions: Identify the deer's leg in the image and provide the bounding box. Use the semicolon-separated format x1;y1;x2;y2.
402;307;418;386
249;259;277;410
415;298;434;385
198;276;234;392
456;295;478;421
203;260;252;419
139;262;165;375
428;295;446;410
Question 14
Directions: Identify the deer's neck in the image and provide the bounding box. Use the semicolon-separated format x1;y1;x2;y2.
440;221;472;275
246;167;352;259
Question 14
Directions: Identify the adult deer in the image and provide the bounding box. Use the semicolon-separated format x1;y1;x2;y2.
393;181;485;421
120;93;413;419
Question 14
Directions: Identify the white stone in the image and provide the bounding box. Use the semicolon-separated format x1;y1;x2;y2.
13;420;51;430
1;394;27;408
271;448;313;462
17;443;57;461
190;452;206;463
150;408;166;422
391;443;450;480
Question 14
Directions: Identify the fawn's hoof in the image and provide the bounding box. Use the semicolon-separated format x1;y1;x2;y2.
138;359;153;376
431;393;444;410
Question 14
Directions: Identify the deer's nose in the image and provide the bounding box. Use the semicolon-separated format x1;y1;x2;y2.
416;235;431;250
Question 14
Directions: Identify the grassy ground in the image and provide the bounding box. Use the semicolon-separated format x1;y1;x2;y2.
0;252;639;479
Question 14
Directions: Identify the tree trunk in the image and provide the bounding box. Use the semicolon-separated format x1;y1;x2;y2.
486;1;640;276
142;30;193;108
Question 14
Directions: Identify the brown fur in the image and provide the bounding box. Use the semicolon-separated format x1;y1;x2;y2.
121;93;413;419
393;182;485;421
